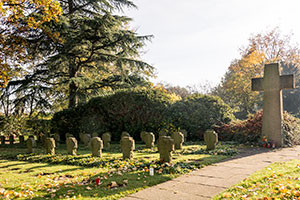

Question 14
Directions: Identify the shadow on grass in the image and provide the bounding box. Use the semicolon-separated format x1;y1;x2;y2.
0;162;27;169
31;171;173;200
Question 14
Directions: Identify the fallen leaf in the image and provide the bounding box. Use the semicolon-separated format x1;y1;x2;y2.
86;186;92;190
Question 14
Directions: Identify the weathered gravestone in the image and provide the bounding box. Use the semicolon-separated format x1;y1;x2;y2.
121;136;135;159
102;132;111;149
204;129;218;150
91;137;103;157
172;132;184;150
157;130;168;152
45;138;56;155
79;133;84;144
181;129;188;142
140;131;147;143
144;132;155;148
82;134;91;147
9;135;14;145
251;63;295;147
121;131;130;138
26;137;36;153
158;136;174;163
66;137;78;155
54;133;60;146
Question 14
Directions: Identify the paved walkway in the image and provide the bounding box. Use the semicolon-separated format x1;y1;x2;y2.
122;146;300;200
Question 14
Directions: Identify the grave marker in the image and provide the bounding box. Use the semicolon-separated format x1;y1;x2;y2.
251;63;295;147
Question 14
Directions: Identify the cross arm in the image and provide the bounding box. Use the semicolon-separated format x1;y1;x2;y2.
280;74;295;89
251;78;264;91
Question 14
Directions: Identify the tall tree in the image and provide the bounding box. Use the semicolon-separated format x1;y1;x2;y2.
214;28;300;118
3;0;153;112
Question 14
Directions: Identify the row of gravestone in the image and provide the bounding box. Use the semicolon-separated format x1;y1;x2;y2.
25;130;218;163
0;135;25;145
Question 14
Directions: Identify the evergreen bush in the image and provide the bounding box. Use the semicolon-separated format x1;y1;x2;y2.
51;90;235;142
51;88;173;141
169;94;234;140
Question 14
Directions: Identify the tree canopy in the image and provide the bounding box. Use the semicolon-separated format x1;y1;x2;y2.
1;0;154;118
0;0;62;87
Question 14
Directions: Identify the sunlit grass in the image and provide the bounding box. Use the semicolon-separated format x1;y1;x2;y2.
213;159;300;200
0;142;240;199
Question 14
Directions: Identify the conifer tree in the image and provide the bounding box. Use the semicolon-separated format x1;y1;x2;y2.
3;0;153;112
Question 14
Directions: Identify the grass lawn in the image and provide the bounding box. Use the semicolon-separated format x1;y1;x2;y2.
0;142;239;199
213;159;300;200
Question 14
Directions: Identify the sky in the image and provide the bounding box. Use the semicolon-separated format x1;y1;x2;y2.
123;0;300;88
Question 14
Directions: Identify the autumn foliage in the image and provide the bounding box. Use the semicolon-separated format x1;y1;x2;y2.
0;0;62;87
214;110;300;145
215;28;300;118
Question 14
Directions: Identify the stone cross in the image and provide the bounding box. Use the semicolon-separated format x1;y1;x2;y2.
251;63;295;147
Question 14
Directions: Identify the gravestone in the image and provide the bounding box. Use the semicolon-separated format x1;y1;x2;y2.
102;132;111;149
204;129;218;150
158;136;174;163
82;134;91;147
172;132;184;150
120;136;135;159
91;137;103;157
66;137;78;155
0;136;5;145
45;138;56;155
26;137;36;153
9;135;14;145
121;131;130;138
252;63;295;147
54;133;60;146
157;130;168;152
79;133;84;144
144;132;155;148
181;129;188;142
140;131;147;143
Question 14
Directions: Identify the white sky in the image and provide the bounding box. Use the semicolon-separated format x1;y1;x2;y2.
124;0;300;87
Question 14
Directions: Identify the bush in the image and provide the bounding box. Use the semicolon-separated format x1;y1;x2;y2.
214;110;300;145
51;90;235;142
26;119;51;136
169;94;235;140
51;88;174;141
51;108;83;142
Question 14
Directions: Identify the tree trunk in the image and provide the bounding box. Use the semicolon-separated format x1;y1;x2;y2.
68;81;78;108
68;62;78;108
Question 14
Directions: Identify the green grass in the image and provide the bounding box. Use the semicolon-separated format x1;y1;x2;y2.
213;159;300;200
0;142;240;200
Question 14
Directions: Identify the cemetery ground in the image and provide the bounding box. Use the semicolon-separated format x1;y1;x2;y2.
0;141;239;200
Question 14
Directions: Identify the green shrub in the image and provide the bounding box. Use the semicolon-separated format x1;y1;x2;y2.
52;90;235;142
214;110;300;145
26;119;51;135
169;94;234;140
51;108;83;141
51;88;173;141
